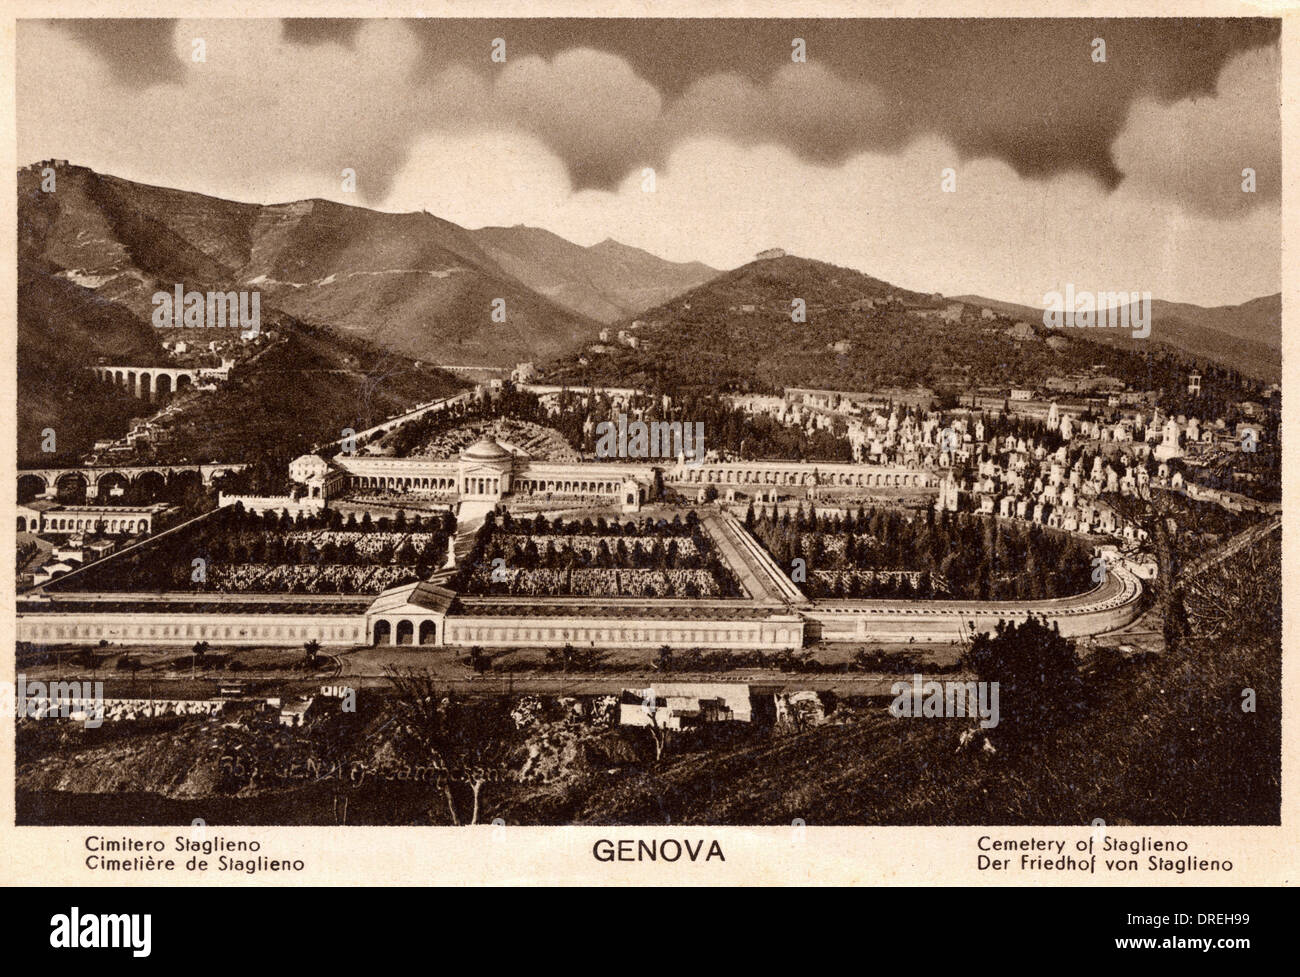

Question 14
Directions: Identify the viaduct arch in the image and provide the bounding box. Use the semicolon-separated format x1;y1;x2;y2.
92;366;198;402
18;464;246;501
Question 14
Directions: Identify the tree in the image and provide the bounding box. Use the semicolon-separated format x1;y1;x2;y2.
303;639;322;669
192;640;209;665
384;668;512;826
963;616;1083;748
1102;487;1188;653
546;644;578;673
638;689;670;763
654;645;673;672
1184;530;1279;643
468;646;488;674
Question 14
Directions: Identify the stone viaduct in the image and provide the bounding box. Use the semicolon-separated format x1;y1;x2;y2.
91;366;204;402
18;464;247;500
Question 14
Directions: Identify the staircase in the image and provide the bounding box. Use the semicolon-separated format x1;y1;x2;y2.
428;499;497;584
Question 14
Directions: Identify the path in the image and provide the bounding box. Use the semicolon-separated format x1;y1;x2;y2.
702;511;807;606
428;498;496;584
1182;515;1281;580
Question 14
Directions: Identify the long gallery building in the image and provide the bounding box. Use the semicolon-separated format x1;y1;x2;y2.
16;442;1145;651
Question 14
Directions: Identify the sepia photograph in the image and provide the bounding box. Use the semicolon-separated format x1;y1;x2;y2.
3;6;1287;881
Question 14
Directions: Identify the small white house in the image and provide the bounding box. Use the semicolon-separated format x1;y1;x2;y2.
620;685;752;729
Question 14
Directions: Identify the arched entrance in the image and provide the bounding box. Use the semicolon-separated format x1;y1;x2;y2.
209;470;240;495
18;474;46;503
97;471;130;501
395;619;414;645
55;472;88;504
133;470;167;502
372;620;391;645
418;620;436;645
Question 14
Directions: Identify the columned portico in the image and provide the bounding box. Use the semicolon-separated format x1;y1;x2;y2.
366;581;454;647
457;437;514;501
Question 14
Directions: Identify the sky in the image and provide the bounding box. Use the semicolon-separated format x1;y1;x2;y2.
16;17;1281;307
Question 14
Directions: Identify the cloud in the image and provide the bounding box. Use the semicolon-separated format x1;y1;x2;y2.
280;19;364;48
50;19;184;87
1113;45;1280;218
36;17;1281;196
16;18;1281;305
490;49;664;187
384;130;1279;307
19;19;430;204
666;63;896;164
396;16;1279;194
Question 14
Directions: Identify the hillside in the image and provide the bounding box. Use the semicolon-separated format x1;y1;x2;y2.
954;293;1281;382
549;254;1196;395
150;327;463;470
1150;294;1281;349
16;524;1279;828
502;533;1282;826
17;537;1280;827
472;225;718;324
17;164;466;466
17;257;164;465
495;632;1278;825
17;253;463;468
19;163;599;368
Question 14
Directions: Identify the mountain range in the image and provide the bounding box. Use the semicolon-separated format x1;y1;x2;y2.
19;163;715;369
471;226;716;325
953;293;1281;383
15;163;717;465
550;254;1279;397
16;163;1280;466
17;165;465;466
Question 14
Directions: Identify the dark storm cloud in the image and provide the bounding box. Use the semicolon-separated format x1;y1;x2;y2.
51;18;184;87
19;17;1278;305
48;17;1279;197
402;17;1279;192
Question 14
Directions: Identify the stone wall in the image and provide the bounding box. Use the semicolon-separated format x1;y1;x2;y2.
17;611;367;647
442;613;806;651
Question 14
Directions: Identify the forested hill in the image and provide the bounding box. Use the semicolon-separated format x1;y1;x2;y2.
546;254;1276;399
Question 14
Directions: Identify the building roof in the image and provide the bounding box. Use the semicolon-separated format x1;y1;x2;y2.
627;684;751;705
460;437;512;462
624;684;753;721
281;697;314;716
368;580;456;616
